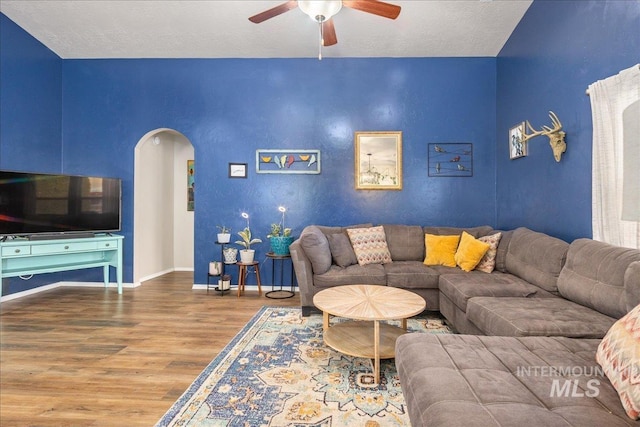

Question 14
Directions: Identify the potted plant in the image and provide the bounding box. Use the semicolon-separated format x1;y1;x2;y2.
216;225;231;243
235;212;262;263
267;206;294;255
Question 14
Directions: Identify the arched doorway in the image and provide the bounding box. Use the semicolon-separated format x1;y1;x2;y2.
133;129;195;285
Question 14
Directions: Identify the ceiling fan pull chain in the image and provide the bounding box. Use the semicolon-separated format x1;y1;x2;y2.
318;21;323;60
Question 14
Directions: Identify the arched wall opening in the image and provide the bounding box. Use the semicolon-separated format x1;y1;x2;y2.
133;129;195;285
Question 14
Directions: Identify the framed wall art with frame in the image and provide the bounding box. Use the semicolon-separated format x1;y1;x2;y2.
187;160;195;211
509;122;527;159
255;149;321;174
428;143;473;177
228;162;248;178
354;131;402;190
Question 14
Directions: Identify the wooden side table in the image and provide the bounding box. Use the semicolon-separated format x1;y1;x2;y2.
236;261;262;297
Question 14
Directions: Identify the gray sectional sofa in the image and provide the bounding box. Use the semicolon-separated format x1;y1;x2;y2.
290;223;640;426
290;223;494;316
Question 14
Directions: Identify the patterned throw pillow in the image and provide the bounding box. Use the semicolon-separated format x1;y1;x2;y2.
423;234;460;267
454;231;491;272
346;226;392;266
475;232;503;273
596;303;640;420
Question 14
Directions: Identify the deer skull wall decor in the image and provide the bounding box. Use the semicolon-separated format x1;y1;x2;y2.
521;111;567;162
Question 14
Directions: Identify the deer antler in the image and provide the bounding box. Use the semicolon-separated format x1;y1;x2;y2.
521;120;546;143
541;111;562;134
519;111;566;162
522;111;562;142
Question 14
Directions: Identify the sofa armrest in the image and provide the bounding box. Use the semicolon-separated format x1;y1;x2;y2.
290;239;315;314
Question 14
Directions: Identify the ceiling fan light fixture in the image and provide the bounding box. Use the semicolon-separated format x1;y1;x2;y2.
298;0;342;22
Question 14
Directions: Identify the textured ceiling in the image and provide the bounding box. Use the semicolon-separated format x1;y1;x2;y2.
0;0;532;59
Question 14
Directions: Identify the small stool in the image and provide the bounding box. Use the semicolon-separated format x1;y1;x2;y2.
236;261;262;297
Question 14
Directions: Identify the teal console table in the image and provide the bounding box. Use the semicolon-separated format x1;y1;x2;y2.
0;234;124;297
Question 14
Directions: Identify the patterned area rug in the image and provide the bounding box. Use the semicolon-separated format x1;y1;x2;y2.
156;306;451;427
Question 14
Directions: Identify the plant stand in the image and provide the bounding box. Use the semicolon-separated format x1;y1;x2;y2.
208;241;234;295
236;261;262;297
265;252;296;299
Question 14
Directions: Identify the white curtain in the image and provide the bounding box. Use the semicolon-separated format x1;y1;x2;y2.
590;64;640;249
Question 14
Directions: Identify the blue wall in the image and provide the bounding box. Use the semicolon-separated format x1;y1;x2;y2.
61;58;497;286
0;14;62;170
496;0;640;242
0;14;65;294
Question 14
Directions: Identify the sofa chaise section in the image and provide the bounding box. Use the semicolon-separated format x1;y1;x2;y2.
396;333;636;427
452;234;640;338
439;227;570;334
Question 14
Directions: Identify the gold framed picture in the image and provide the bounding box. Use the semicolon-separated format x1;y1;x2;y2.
354;131;402;190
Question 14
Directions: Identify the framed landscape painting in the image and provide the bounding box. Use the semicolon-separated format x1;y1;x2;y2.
354;131;402;190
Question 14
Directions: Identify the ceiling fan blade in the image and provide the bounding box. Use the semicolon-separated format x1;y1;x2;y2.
342;0;401;20
322;19;338;46
248;0;298;23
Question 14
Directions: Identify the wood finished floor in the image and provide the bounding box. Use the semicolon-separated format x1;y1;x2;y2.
0;272;300;426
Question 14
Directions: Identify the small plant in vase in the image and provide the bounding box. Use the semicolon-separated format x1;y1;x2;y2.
267;206;294;256
235;212;262;263
216;225;231;243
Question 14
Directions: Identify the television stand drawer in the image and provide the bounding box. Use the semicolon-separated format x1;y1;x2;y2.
1;245;32;257
31;241;98;255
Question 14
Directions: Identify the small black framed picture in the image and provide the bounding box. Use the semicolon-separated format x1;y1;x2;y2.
228;163;248;178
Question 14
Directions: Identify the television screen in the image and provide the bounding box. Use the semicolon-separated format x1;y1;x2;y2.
0;170;121;237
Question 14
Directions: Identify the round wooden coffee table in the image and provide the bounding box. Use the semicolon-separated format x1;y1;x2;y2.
313;284;426;384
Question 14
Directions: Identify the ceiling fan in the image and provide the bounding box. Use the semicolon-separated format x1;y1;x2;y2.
249;1;401;58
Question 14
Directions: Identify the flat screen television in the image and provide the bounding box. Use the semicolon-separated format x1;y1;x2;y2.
0;170;121;237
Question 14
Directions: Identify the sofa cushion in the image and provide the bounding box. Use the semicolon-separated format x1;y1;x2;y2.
313;264;386;288
475;232;502;273
423;225;493;238
455;231;491;272
424;234;460;267
300;226;332;274
505;227;569;294
384;261;440;289
326;232;357;267
317;223;373;235
494;229;513;273
396;333;635;427
626;261;640;312
597;303;640;419
439;271;552;312
558;238;640;319
382;224;425;261
467;297;616;338
346;225;392;266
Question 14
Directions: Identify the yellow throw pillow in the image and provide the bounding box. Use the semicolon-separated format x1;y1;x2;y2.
455;231;491;272
424;234;460;267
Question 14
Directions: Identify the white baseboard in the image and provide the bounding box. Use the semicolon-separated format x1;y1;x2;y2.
137;267;194;284
2;278;284;303
137;268;175;283
192;283;262;292
0;281;138;303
